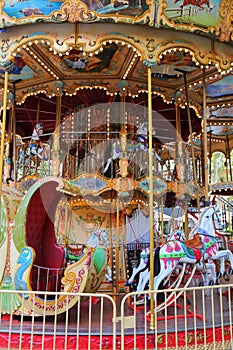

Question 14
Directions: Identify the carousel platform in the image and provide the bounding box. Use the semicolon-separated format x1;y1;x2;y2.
0;285;233;350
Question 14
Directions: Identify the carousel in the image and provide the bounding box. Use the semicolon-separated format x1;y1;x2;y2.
0;0;233;349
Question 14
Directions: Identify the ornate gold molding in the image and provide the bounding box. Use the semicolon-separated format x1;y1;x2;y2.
215;0;233;42
60;0;97;23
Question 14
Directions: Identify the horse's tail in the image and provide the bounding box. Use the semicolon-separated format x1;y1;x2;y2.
154;246;161;277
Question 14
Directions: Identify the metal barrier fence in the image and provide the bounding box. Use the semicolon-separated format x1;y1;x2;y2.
0;284;233;350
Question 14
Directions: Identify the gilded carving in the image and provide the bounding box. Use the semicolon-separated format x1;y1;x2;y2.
0;0;5;12
215;0;233;42
61;0;96;23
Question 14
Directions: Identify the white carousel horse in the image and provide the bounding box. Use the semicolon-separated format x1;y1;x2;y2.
152;206;233;296
66;228;112;281
126;207;233;302
86;228;110;248
18;123;45;170
103;124;162;175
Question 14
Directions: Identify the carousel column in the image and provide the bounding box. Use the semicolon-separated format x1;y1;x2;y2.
227;134;232;181
52;85;63;177
176;93;191;239
182;71;200;212
115;197;120;295
5;91;14;185
12;83;17;187
0;71;9;197
202;68;209;203
147;66;155;330
175;93;185;184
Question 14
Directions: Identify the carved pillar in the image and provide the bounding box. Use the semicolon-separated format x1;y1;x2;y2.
0;70;9;197
52;82;63;177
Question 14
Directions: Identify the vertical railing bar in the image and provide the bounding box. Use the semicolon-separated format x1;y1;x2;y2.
193;288;197;348
64;296;69;350
154;292;158;350
76;296;81;350
228;286;233;346
165;291;168;350
99;296;103;350
121;293;126;350
184;289;187;350
134;294;136;350
174;289;178;349
88;296;92;350
19;294;25;350
41;293;47;350
219;287;225;349
201;288;206;349
105;293;116;350
144;293;147;350
30;291;36;350
210;286;216;350
8;292;14;350
52;291;59;350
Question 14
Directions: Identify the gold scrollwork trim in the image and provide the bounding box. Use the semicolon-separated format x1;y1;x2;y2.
215;0;233;42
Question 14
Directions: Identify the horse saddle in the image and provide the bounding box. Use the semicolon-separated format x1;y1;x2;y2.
185;234;202;249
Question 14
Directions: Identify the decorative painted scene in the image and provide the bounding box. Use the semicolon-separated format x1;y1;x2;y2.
2;0;148;19
163;0;221;28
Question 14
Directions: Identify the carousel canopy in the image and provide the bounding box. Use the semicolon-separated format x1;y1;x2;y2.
0;1;232;186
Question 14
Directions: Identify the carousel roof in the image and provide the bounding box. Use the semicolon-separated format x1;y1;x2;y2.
0;1;232;151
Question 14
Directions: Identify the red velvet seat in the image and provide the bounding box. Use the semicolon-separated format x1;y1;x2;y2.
26;181;65;292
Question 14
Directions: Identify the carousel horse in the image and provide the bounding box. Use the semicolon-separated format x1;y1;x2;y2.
18;123;45;174
66;228;110;261
65;228;112;283
152;206;233;296
103;124;162;176
25;123;44;160
126;207;233;301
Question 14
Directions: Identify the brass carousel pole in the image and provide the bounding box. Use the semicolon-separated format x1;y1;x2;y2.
115;197;120;295
12;83;17;188
148;66;155;329
177;69;200;212
161;197;164;243
0;71;9;198
52;91;62;176
202;68;209;202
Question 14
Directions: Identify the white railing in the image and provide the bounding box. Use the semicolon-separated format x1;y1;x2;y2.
120;283;233;350
1;284;233;349
0;290;117;350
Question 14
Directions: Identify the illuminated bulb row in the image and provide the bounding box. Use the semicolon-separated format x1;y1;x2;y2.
209;122;232;126
17;90;47;105
159;47;192;60
187;69;232;90
69;198;147;207
14;46;59;80
136;115;139;128
125;112;127;130
87;109;91;140
210;102;232;109
159;47;233;78
107;108;110;140
123;53;138;80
